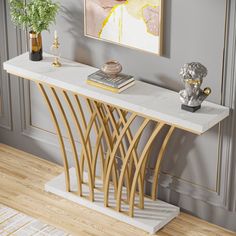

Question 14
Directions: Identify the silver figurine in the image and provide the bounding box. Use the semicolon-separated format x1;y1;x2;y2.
179;62;211;112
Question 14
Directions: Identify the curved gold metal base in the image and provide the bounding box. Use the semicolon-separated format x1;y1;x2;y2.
37;82;175;217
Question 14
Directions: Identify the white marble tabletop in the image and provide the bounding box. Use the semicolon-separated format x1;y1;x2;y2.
3;53;229;134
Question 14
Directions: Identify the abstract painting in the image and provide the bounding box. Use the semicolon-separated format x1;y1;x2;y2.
85;0;163;54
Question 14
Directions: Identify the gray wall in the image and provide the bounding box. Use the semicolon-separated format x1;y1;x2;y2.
1;0;236;231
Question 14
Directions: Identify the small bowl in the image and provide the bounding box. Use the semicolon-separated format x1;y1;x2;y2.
101;60;122;77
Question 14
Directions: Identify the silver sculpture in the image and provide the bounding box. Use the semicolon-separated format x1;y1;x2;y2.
179;62;211;112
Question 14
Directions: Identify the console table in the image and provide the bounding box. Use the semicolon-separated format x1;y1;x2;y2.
3;53;229;234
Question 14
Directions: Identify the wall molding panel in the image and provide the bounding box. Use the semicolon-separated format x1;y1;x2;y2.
0;0;12;130
220;0;236;212
156;0;236;216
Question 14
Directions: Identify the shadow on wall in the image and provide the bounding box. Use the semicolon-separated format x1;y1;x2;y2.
60;3;93;65
144;124;221;200
163;128;219;226
163;0;172;58
139;75;181;92
155;125;220;202
60;0;172;62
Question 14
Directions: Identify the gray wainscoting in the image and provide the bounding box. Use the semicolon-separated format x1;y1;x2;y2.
0;0;12;130
0;0;235;231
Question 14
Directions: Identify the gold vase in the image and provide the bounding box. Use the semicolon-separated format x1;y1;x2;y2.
29;31;43;61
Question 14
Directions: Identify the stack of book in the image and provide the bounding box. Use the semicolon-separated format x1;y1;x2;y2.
87;70;135;93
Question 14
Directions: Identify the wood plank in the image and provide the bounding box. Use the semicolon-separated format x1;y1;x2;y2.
0;143;235;236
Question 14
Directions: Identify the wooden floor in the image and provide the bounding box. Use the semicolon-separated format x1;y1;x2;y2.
0;143;235;236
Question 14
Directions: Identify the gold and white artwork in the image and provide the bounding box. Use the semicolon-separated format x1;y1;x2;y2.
85;0;163;54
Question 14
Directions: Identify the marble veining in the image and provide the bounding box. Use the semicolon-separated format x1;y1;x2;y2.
3;52;229;134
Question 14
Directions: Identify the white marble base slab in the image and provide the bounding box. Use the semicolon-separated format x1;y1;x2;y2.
45;168;179;234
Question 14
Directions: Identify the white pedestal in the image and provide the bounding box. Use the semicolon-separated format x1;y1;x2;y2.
45;168;179;234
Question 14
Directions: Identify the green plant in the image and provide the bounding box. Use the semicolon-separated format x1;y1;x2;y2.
9;0;60;33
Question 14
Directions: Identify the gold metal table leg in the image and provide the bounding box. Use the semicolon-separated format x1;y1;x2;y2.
36;81;175;218
37;83;70;192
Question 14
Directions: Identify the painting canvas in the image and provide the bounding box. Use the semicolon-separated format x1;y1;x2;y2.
85;0;163;54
